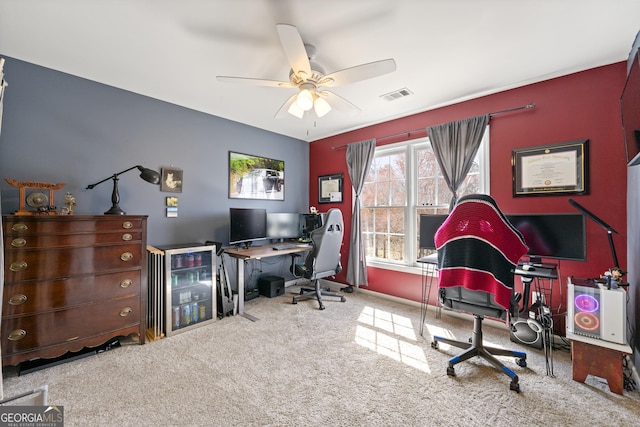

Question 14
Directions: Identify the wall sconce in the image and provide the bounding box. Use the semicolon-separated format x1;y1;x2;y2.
86;165;160;215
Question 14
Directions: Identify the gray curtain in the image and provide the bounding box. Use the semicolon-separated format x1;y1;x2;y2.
346;139;376;288
427;115;489;211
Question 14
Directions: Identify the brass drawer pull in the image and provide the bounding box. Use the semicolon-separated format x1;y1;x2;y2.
11;223;28;231
9;261;28;272
120;307;132;317
122;233;132;241
8;294;28;305
120;252;133;261
66;336;79;342
8;329;26;341
11;238;27;247
120;279;132;288
122;221;133;229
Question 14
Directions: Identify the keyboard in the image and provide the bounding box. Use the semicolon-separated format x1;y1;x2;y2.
272;244;298;251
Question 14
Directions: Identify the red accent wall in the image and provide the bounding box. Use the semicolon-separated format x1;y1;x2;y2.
310;62;628;318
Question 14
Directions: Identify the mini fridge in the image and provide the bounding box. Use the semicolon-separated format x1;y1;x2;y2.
150;243;217;337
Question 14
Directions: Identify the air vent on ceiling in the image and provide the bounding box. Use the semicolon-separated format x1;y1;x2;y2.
381;87;413;102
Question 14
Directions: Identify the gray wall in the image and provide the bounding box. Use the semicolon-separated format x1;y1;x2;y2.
0;56;310;287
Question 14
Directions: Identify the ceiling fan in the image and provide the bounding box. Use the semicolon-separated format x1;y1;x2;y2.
216;24;396;119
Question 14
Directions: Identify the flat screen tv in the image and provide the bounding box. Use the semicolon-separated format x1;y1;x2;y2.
621;51;640;166
229;208;267;248
506;213;586;262
267;213;301;241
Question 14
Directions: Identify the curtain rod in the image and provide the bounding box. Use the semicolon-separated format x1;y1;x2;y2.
331;102;535;150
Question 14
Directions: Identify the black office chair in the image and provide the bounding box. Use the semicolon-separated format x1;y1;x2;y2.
292;208;346;310
430;194;529;392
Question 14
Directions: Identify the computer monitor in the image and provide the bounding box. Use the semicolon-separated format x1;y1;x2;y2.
267;213;302;242
419;214;448;249
229;208;267;248
506;213;586;262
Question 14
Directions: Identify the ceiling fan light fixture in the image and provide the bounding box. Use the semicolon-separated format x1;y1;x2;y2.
296;88;314;111
314;97;331;117
287;101;305;118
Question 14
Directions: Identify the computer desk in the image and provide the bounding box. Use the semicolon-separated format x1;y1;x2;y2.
224;243;312;321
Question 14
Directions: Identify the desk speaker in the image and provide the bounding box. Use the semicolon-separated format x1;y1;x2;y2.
258;275;285;298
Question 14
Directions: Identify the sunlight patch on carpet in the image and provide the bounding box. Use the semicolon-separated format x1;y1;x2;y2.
355;306;430;373
424;324;458;350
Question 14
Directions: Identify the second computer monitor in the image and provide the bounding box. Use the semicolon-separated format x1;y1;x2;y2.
267;213;302;241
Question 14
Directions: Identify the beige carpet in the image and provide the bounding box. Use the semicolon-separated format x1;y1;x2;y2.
2;286;639;426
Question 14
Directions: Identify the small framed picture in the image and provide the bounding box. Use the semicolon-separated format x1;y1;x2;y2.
318;174;343;203
161;167;183;193
166;207;178;218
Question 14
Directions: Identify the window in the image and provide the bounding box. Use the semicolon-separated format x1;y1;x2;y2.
361;129;490;269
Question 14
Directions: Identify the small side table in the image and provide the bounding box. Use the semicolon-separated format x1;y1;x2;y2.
567;332;632;395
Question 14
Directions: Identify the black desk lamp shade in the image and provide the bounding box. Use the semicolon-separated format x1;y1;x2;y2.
86;165;160;215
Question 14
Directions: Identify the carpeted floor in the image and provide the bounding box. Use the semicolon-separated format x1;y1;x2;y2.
2;286;640;426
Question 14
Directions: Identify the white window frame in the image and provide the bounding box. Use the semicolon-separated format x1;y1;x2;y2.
365;127;490;274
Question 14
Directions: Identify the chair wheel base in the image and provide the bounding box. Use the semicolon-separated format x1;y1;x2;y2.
510;380;521;393
446;366;456;377
431;341;439;349
292;299;297;304
516;357;527;368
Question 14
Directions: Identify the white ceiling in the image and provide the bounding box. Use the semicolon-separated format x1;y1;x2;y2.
1;1;639;142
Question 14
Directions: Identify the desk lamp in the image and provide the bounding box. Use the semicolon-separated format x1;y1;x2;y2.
86;165;160;215
568;198;623;288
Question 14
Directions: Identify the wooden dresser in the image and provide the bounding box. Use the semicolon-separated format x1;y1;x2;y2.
1;214;147;367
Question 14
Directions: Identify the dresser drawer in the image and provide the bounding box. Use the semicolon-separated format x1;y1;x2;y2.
1;295;141;355
3;271;141;316
3;216;144;235
4;231;142;250
4;244;143;281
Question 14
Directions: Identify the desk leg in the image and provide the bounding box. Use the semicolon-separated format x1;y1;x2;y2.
419;264;438;337
235;258;258;322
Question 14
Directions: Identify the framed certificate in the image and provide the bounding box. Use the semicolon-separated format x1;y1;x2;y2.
318;173;344;203
512;140;589;196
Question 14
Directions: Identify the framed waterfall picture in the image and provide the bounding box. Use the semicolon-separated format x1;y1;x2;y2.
228;151;285;200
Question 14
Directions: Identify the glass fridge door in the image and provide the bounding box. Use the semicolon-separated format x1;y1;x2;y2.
164;244;216;336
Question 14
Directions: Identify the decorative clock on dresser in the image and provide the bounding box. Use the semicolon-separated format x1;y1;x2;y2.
1;214;147;367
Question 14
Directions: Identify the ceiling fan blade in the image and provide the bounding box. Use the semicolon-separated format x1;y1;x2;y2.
276;24;311;79
275;93;299;119
319;90;361;114
216;76;294;88
320;58;396;87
